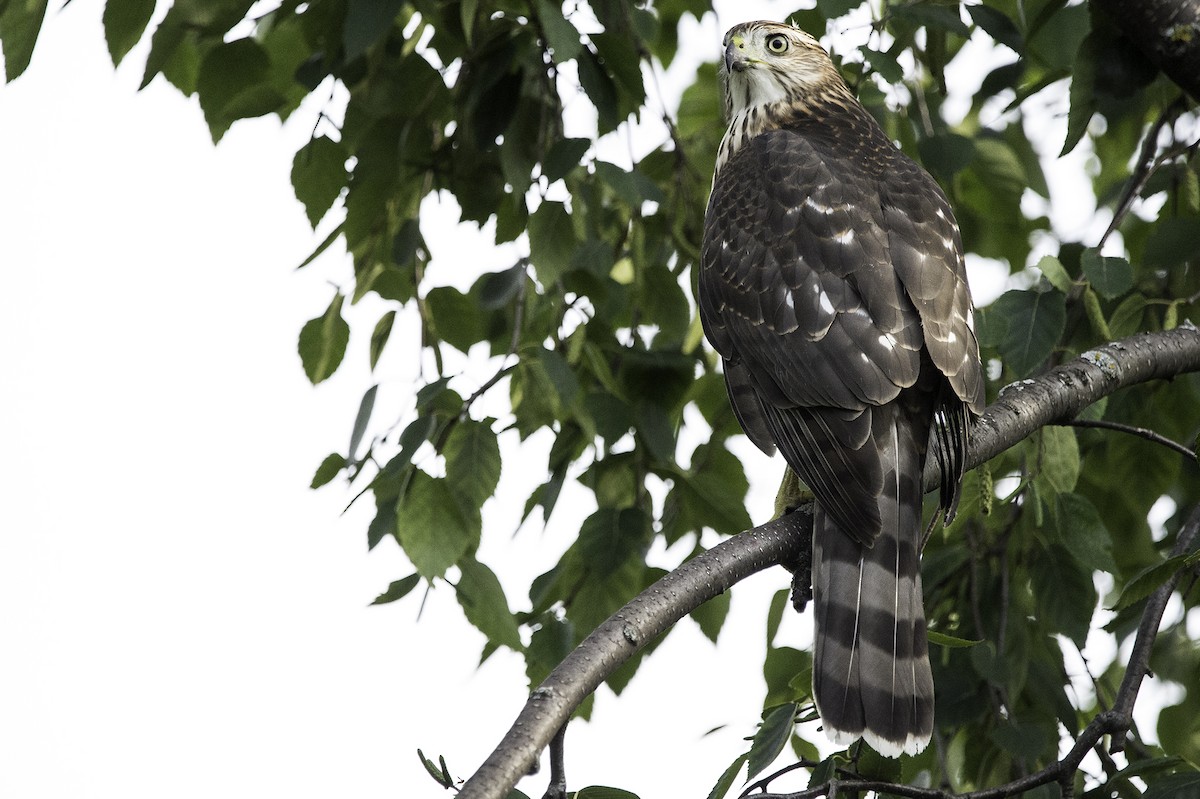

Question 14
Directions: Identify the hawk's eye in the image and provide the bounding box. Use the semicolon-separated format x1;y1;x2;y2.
766;34;789;54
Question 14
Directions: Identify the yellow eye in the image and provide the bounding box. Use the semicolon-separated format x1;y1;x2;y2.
766;34;789;54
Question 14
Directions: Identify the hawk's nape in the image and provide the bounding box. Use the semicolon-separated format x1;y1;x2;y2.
699;21;985;757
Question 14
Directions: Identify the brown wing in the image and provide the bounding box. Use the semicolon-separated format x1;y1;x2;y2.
699;122;982;542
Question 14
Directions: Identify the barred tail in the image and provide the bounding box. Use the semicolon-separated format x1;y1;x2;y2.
810;409;934;757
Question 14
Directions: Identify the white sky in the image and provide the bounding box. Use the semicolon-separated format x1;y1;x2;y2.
0;2;1139;798
0;3;803;797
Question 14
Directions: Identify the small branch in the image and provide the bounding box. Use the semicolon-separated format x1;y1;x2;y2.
1058;418;1198;462
1109;503;1200;752
756;712;1129;799
540;724;567;799
739;759;820;797
1096;100;1181;251
457;326;1200;799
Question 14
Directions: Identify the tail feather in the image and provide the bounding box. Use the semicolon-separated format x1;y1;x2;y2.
811;405;934;756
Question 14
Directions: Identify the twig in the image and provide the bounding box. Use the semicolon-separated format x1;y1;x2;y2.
1058;419;1198;462
1096;99;1185;251
540;724;567;799
739;759;820;797
1110;504;1200;752
456;327;1200;799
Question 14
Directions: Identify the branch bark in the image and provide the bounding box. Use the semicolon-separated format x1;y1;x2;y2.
456;325;1200;799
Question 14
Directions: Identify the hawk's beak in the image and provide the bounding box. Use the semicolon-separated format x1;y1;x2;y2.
725;40;750;73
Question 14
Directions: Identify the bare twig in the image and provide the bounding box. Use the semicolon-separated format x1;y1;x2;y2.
540;724;567;799
1109;504;1200;752
1058;418;1198;462
738;759;819;797
1096;101;1181;251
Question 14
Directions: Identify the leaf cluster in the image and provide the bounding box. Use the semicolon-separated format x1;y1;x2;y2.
11;0;1200;796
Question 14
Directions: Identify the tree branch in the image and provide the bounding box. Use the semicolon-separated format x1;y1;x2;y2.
456;325;1200;799
756;505;1200;799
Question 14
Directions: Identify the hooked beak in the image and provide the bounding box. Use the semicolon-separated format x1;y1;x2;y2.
725;40;750;73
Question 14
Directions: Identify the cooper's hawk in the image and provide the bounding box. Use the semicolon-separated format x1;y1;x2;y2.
699;21;985;756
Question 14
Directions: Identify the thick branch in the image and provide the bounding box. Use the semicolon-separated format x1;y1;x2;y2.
927;325;1200;488
458;510;811;798
457;325;1200;799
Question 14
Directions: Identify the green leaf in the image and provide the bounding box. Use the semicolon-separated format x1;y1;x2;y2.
671;445;753;536
917;133;976;183
1144;218;1200;268
1082;286;1112;339
1036;255;1073;294
766;588;789;649
1054;493;1117;573
348;384;378;461
860;44;904;83
577;48;620;133
577;508;651;578
763;646;811;707
426;286;485;352
342;0;404;61
456;555;522;651
595;160;665;206
310;453;346;488
992;288;1066;376
478;265;525;309
1061;32;1098;156
370;574;420;605
527;201;576;285
1108;293;1147;339
966;4;1023;51
196;39;285;142
575;788;640;799
1143;771;1200;799
1081;248;1133;299
747;704;797;780
416;749;453;788
891;2;970;37
298;293;350;384
292;136;348;228
0;0;48;81
367;498;397;551
369;311;395;370
927;630;983;648
690;588;731;644
139;8;186;89
525;613;572;687
1031;544;1096;645
534;0;582;62
443;419;502;512
395;471;480;579
706;754;749;799
103;0;156;67
1038;425;1080;493
295;222;344;270
538;347;580;410
542;138;590;182
1111;552;1200;611
816;0;862;17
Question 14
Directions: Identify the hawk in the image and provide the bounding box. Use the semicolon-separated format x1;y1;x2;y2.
699;21;985;757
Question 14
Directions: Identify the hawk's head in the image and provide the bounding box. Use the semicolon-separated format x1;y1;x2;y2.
719;21;846;120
